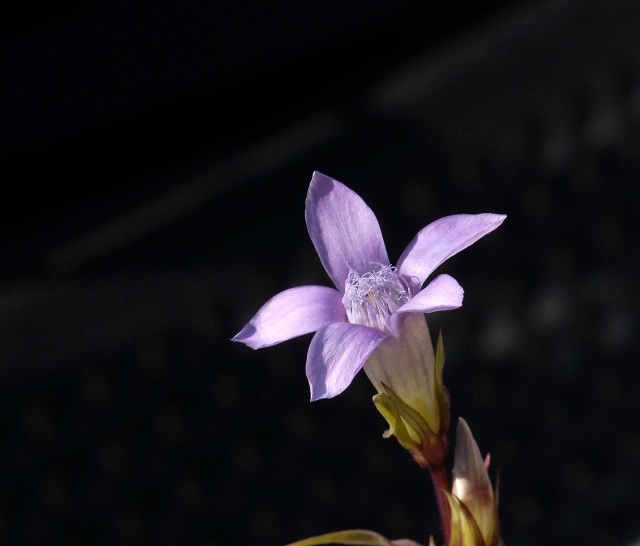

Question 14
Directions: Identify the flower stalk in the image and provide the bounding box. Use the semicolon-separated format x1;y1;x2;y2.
430;465;452;546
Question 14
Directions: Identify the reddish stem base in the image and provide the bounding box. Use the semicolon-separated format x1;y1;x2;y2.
430;466;451;546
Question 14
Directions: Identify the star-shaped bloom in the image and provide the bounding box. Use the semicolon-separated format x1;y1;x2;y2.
233;172;505;430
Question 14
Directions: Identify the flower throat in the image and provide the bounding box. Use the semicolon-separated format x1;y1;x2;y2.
343;265;409;332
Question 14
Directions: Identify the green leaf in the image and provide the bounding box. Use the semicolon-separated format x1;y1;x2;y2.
443;491;486;546
285;529;395;546
434;331;450;433
373;393;420;450
435;330;445;387
381;383;432;439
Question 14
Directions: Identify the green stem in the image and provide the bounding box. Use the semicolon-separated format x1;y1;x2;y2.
430;465;451;545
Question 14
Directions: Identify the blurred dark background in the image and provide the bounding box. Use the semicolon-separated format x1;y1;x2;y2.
1;0;640;544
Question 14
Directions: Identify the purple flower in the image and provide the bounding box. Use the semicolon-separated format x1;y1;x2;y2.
233;172;505;412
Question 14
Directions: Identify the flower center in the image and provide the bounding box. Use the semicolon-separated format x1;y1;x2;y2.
343;265;409;332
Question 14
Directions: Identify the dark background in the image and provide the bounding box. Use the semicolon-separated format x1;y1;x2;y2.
1;0;639;544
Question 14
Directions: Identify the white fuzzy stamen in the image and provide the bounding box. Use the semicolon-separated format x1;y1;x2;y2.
343;265;409;332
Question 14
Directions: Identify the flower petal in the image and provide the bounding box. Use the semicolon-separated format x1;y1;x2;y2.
232;285;346;349
306;321;388;401
397;214;506;286
396;274;464;314
305;172;389;292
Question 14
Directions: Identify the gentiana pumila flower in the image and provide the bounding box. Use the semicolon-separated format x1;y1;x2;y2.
445;418;501;546
233;172;505;464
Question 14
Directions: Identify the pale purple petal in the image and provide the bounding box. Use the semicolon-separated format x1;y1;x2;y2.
397;213;506;286
232;285;346;349
396;274;464;314
305;171;389;293
306;321;388;401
